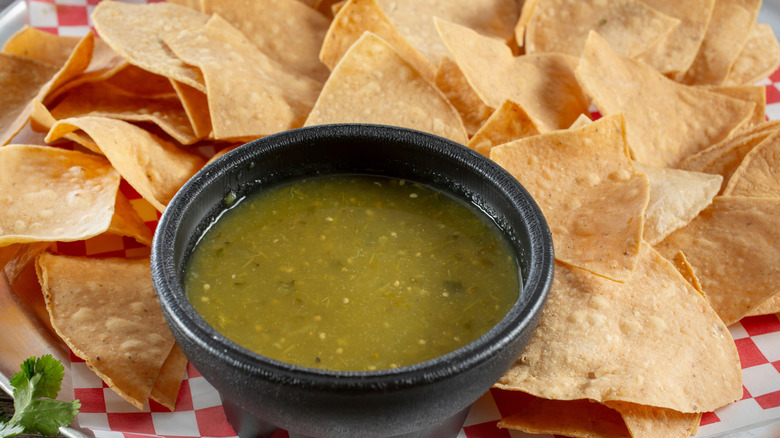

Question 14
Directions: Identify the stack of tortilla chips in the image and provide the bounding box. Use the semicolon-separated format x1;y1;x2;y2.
0;0;778;435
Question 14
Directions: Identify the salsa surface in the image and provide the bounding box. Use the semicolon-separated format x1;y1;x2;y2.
185;174;520;371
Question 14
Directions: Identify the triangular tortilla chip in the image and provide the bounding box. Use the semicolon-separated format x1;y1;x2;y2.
45;116;205;212
202;0;330;82
525;0;679;59
91;1;209;93
722;130;780;197
635;0;716;75
163;14;321;140
497;245;742;413
679;0;761;85
467;100;539;156
436;18;589;132
655;196;780;325
319;0;435;81
725;22;780;86
434;57;494;136
745;293;780;317
490;114;648;282
149;343;188;411
171;80;213;140
576;31;754;168
634;162;722;245
678;120;780;187
703;85;766;128
0;145;120;247
50;81;201;145
29;99;100;153
305;32;468;144
36;254;175;410
374;0;518;67
2;26;81;66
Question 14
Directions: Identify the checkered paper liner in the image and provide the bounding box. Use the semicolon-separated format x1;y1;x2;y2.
14;0;780;436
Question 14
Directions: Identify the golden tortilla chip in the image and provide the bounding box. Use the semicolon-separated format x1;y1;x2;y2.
745;293;780;317
104;64;177;97
634;162;722;245
2;26;80;66
305;32;468;144
703;85;766;128
678;120;780;186
0;145;120;246
498;393;631;437
655;196;780;325
525;0;679;58
374;0;518;67
497;244;742;413
0;53;59;145
45;116;205;212
171;80;213;140
50;81;201;145
202;0;330;82
606;401;702;438
29;99;100;153
436;18;589;132
576;32;754;168
467;100;539;156
320;0;435;81
91;1;209;93
434;57;494;136
163;14;321;140
725;23;780;86
722;130;780;197
490;114;648;282
636;0;716;75
36;254;175;410
679;0;761;85
149;343;188;411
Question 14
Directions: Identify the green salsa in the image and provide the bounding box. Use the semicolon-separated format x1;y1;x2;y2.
185;174;520;371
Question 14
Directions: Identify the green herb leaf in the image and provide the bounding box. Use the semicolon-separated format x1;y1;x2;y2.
0;355;80;438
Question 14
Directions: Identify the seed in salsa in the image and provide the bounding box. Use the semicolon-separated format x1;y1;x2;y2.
185;174;520;371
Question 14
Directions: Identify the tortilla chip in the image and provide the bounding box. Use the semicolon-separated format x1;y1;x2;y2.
29;100;100;153
634;162;722;245
490;114;648;282
497;244;742;413
679;0;761;85
202;0;330;82
104;64;177;97
678;120;780;186
655;196;780;325
436;18;589;132
45;116;205;212
0;145;120;247
91;1;209;93
498;392;631;437
606;401;701;438
373;0;519;67
320;0;435;81
467;100;539;156
525;0;679;58
722;130;780;197
108;193;154;247
149;343;188;411
305;32;468;144
434;57;494;136
576;31;754;168
50;81;201;145
0;53;59;145
745;293;780;317
635;0;716;75
171;80;213;140
670;250;705;297
163;14;321;140
36;254;175;410
703;85;766;128
2;26;80;66
725;23;780;86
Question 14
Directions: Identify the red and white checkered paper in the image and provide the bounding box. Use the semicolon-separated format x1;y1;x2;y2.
15;0;780;436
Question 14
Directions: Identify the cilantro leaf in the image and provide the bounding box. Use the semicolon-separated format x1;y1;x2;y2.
0;355;80;438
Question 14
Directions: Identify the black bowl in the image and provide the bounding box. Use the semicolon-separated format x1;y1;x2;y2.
151;124;554;438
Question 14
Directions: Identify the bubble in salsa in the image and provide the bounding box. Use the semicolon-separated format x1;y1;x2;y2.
184;174;520;372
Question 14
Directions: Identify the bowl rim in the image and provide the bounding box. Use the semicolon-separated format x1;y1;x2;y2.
151;123;554;391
